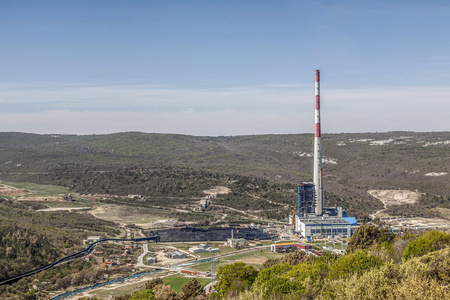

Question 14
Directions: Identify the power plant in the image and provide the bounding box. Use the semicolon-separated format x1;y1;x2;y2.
294;70;359;239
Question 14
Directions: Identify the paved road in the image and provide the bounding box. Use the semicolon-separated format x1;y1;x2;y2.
136;243;149;267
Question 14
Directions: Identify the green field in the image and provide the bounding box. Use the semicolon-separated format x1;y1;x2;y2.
162;276;212;293
0;180;98;209
189;248;284;272
1;181;69;196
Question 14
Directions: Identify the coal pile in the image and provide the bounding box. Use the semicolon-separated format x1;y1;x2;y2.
152;227;273;242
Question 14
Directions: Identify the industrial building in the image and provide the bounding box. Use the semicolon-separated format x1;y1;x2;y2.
189;246;207;253
146;257;156;264
189;243;219;253
87;236;102;244
226;238;246;248
298;183;316;217
270;242;312;253
166;251;187;259
294;70;359;239
295;215;359;238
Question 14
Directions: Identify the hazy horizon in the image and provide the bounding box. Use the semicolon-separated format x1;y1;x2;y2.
1;1;449;135
3;129;449;138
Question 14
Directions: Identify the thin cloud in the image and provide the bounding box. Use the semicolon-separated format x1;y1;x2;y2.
0;84;449;135
0;84;308;113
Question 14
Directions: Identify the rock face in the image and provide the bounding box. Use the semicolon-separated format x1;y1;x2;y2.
368;190;423;207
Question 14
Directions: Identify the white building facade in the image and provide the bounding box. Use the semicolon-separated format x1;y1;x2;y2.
295;216;358;239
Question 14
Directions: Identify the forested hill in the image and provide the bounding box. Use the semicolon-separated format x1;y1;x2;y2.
0;131;448;218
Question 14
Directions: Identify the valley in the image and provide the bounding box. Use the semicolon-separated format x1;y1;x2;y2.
0;131;449;299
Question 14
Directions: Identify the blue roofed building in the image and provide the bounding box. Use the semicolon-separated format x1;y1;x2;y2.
294;183;359;239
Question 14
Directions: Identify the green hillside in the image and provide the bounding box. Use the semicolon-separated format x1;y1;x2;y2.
0;131;448;219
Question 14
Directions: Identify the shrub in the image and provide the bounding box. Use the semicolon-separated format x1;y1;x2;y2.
213;262;258;298
328;250;384;280
403;231;450;261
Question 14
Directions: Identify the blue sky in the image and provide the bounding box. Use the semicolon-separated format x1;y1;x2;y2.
1;0;449;135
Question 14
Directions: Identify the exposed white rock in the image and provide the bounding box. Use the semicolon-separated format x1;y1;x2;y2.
292;151;313;157
368;189;423;207
422;140;450;147
370;139;394;146
425;172;447;177
348;139;374;143
323;158;337;165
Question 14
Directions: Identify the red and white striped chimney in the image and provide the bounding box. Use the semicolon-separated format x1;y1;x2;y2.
314;70;324;215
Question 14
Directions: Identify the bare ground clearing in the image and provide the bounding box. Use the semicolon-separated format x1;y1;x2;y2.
0;184;29;196
154;247;193;266
379;216;450;229
0;183;66;201
237;257;267;265
368;189;423;207
89;205;188;228
368;189;423;219
203;186;231;196
368;189;450;229
17;196;63;201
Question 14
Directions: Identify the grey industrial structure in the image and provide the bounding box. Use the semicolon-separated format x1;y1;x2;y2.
294;71;359;239
167;251;187;259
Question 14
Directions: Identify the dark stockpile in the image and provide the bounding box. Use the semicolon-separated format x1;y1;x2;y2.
151;227;273;242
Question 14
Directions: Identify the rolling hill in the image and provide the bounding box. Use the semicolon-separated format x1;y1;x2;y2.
0;131;448;219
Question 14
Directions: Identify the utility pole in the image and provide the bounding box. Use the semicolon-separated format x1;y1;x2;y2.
211;253;216;285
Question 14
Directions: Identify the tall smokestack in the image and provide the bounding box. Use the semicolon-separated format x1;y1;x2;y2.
314;70;324;215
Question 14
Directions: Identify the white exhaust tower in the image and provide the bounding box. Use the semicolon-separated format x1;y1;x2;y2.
314;70;324;215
